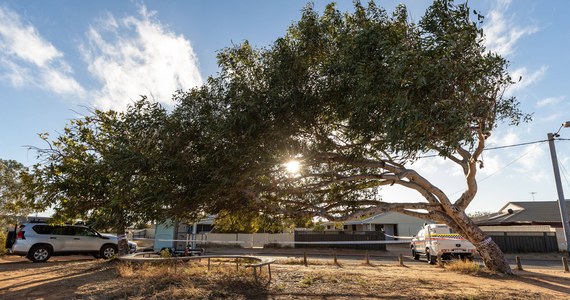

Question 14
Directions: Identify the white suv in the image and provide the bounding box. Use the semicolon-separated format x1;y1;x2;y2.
7;222;136;262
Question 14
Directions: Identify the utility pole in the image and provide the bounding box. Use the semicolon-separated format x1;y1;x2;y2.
547;127;570;254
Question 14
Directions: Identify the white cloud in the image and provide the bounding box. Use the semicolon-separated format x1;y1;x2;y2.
506;66;547;96
0;6;85;96
482;1;546;97
81;5;203;110
41;69;86;95
477;153;501;176
486;129;520;147
483;0;538;57
477;143;546;182
536;96;564;108
540;113;564;123
515;144;544;172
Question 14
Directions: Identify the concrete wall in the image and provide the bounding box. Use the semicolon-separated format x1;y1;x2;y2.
196;232;295;248
554;228;567;252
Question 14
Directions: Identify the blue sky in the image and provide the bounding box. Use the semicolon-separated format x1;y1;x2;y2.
1;0;569;214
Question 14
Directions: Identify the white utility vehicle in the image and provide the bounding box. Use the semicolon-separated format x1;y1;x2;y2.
410;223;477;264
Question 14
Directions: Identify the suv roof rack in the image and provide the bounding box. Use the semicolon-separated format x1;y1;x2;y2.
26;217;50;223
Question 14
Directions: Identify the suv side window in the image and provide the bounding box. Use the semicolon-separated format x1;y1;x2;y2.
33;225;54;235
51;226;74;235
74;227;98;237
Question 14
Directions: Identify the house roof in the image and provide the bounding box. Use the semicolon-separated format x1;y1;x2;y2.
474;200;570;225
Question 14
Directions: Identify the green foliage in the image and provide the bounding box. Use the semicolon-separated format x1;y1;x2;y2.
30;99;184;246
170;0;528;220
0;231;6;255
213;209;310;233
0;159;37;221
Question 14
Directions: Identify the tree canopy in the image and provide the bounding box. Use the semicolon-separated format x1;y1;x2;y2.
171;0;526;273
173;0;527;217
30;100;188;253
0;159;36;223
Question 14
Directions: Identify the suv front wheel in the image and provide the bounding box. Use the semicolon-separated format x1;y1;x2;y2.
100;244;118;259
29;245;52;263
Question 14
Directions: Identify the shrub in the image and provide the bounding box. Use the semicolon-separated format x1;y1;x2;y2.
446;260;481;274
0;231;5;255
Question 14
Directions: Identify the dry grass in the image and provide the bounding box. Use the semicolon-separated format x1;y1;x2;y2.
98;260;267;299
445;259;481;274
2;256;570;299
280;257;336;266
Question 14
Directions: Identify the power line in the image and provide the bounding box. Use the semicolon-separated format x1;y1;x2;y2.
484;139;548;150
418;139;549;159
558;157;570;191
448;142;543;196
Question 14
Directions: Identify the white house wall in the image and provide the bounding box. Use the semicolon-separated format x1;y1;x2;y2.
366;212;425;237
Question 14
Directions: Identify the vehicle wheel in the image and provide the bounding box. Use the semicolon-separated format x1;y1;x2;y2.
429;254;437;265
100;244;118;259
426;249;436;265
28;245;52;263
412;250;420;260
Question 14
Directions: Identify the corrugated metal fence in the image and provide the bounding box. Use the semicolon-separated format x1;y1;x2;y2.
487;231;558;253
294;231;386;250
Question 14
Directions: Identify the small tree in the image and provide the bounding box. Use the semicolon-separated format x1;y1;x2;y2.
174;0;526;274
31;100;178;255
0;159;37;225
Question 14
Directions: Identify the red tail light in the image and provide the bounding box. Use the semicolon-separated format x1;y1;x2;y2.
17;229;25;239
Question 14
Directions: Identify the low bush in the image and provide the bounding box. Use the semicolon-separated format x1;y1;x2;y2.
446;259;481;274
0;231;5;255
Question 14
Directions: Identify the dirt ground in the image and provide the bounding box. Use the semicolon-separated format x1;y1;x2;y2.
1;254;570;300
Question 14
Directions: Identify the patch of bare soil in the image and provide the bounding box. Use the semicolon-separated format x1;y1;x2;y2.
1;256;569;299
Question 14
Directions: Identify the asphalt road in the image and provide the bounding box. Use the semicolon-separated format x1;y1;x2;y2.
247;252;568;270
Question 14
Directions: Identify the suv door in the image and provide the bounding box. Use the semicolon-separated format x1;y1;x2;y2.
32;225;75;252
71;226;103;251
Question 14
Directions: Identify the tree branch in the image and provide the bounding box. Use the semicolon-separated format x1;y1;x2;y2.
455;128;485;210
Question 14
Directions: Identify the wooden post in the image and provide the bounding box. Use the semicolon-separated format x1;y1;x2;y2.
516;256;523;271
399;253;404;266
303;251;308;267
365;251;370;265
563;257;569;272
333;251;338;265
235;258;239;271
268;264;272;281
208;257;211;271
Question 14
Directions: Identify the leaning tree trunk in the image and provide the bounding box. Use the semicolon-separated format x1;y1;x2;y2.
116;217;130;256
446;208;513;275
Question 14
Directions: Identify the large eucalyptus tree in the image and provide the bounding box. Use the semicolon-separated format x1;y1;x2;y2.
175;0;527;274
